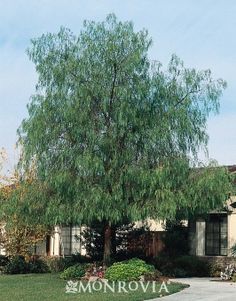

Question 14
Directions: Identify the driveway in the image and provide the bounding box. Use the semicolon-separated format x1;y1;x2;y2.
148;278;236;301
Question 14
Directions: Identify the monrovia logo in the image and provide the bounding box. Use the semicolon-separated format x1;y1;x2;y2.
65;280;170;294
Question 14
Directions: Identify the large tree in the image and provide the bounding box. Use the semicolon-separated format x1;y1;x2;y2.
19;14;231;264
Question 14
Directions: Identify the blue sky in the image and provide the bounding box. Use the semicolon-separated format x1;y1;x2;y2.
0;0;236;170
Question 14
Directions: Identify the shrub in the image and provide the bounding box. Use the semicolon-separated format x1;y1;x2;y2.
142;270;162;281
152;256;174;276
105;258;155;281
232;273;236;282
5;256;51;274
0;255;9;267
60;263;87;280
0;255;9;274
70;254;92;264
29;258;49;273
105;264;143;281
37;255;92;273
43;257;73;273
153;255;209;277
171;268;188;278
5;256;30;274
209;262;222;277
174;256;209;277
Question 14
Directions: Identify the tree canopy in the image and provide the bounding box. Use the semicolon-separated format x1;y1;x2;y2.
18;14;232;263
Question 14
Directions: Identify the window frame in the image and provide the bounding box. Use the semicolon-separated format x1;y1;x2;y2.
205;214;228;256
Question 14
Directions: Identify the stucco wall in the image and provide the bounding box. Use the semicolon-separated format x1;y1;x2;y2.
196;219;206;256
134;219;165;231
228;212;236;253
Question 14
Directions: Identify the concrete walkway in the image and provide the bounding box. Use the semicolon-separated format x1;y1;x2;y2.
148;278;236;301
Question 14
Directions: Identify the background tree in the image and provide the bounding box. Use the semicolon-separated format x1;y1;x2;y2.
18;14;232;264
0;181;51;257
0;152;50;258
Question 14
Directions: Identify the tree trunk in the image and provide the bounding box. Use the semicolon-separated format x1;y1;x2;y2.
111;225;117;257
103;223;112;266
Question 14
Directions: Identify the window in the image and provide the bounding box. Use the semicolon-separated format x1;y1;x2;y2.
71;226;82;254
205;214;228;256
60;227;72;256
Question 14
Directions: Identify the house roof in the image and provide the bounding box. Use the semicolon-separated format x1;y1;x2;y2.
227;165;236;173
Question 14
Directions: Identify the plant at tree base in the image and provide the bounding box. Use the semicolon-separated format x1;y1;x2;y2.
60;263;88;280
105;264;138;281
18;14;232;264
105;258;155;281
84;263;106;279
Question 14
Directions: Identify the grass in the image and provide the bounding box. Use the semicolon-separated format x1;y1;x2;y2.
0;273;188;301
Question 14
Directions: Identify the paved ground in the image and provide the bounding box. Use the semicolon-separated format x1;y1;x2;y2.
148;278;236;301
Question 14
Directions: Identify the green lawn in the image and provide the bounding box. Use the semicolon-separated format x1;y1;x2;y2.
0;273;188;301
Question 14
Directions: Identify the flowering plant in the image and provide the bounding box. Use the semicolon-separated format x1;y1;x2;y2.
220;264;236;281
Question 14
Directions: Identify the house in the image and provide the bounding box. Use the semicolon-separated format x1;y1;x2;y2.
34;201;236;258
34;225;87;257
35;220;166;257
189;196;236;257
24;219;166;257
1;166;235;259
189;165;236;258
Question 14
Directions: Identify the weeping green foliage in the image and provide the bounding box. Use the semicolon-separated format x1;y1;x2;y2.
18;14;231;227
